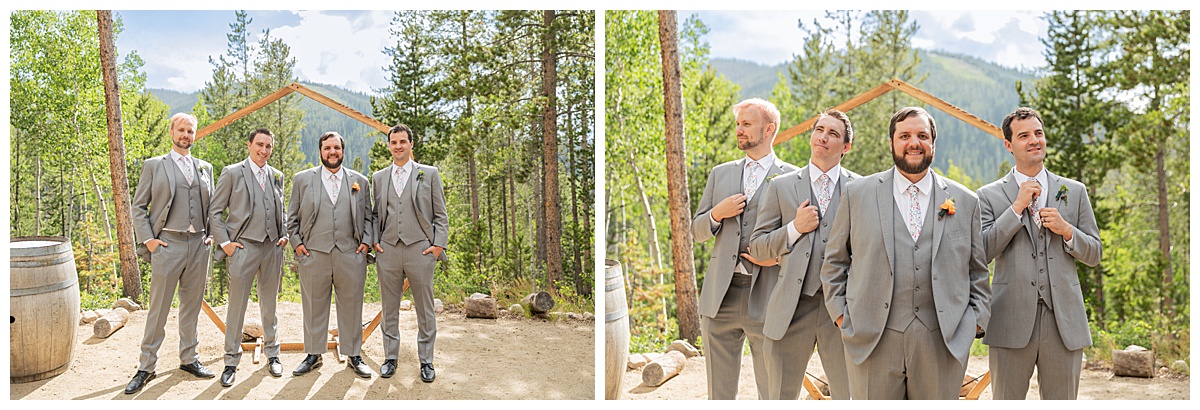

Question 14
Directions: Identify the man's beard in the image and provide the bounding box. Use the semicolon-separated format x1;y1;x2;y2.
738;133;763;151
173;139;192;150
892;146;933;175
321;155;342;169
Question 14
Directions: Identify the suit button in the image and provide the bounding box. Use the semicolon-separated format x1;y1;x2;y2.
915;307;920;312
822;223;827;228
915;266;920;271
1031;281;1036;286
914;245;919;251
1039;286;1044;290
805;253;810;258
884;303;889;309
1040;252;1045;257
798;279;803;283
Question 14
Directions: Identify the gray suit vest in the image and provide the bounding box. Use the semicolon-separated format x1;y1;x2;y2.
307;181;357;253
1025;215;1055;309
886;202;939;331
735;186;763;274
382;180;426;246
165;161;205;233
241;177;281;243
802;181;842;296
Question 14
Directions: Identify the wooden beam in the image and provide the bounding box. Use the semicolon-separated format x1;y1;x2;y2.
888;78;1004;140
195;85;297;139
775;82;896;146
201;300;226;334
290;83;391;134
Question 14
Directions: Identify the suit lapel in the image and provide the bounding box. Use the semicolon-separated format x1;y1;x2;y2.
407;162;421;204
240;159;258;204
876;172;895;274
930;173;947;259
162;154;178;195
1002;170;1037;246
795;167;812;213
734;158;747;228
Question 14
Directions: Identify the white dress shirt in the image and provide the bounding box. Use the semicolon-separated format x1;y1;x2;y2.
168;149;196;183
709;153;777;275
321;166;345;204
787;163;842;245
392;160;415;196
1012;167;1074;248
893;167;934;233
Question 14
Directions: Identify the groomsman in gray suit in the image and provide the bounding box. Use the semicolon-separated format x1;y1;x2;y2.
126;112;217;394
749;109;857;399
821;107;991;399
371;124;448;383
208;128;289;387
978;107;1102;399
692;98;799;399
286;131;375;378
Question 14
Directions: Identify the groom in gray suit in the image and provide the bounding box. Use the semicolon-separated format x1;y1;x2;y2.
749;109;857;399
692;98;798;399
821;107;991;399
371;124;448;383
208;127;289;386
286;131;375;378
978;107;1101;399
126;113;217;394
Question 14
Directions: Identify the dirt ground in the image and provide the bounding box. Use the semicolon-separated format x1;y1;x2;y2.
617;352;1190;400
11;301;595;400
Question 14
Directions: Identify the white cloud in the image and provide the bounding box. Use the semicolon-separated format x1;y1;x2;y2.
270;11;393;93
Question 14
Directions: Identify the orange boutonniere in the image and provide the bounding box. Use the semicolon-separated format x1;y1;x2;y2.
351;182;360;192
937;198;956;220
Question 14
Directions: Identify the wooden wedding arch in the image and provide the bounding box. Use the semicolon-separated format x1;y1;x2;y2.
773;78;1004;146
195;82;406;365
775;78;998;400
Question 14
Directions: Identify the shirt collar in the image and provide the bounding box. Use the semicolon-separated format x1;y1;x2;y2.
745;152;776;173
321;166;343;180
393;160;415;174
893;167;934;196
808;162;841;186
247;158;265;175
168;150;190;163
1013;166;1047;187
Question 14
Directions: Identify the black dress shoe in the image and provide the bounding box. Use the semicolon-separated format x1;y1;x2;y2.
347;356;372;378
267;357;283;377
293;354;322;376
380;359;396;378
179;361;216;379
220;366;236;387
125;370;156;394
420;363;435;383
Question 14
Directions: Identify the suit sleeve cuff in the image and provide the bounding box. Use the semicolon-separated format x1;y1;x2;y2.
1064;234;1075;250
709;214;720;233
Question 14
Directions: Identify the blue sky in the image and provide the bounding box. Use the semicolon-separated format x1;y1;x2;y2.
113;9;1051;94
681;10;1048;70
114;10;395;94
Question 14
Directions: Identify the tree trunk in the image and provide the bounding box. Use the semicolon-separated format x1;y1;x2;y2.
94;307;130;339
658;10;700;345
629;156;663;269
1155;143;1172;314
541;10;564;293
642;350;687;387
464;294;499;319
522;291;555;314
36;156;42;235
97;10;142;301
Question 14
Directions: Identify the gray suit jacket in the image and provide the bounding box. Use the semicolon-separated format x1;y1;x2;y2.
821;170;991;365
208;159;287;261
978;169;1101;351
285;166;375;251
691;157;799;320
371;162;449;261
131;153;214;261
749;166;860;340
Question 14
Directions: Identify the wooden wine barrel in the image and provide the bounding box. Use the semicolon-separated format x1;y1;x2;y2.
604;259;630;399
10;236;81;383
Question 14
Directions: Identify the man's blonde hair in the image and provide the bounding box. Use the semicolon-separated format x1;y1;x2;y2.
732;98;781;136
